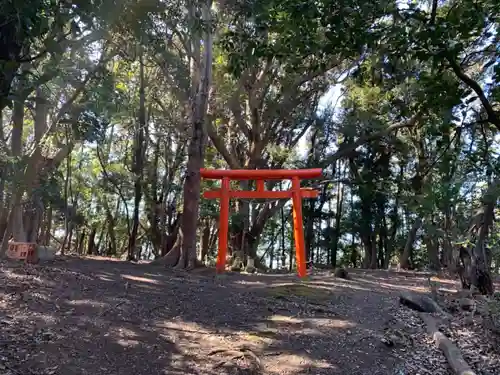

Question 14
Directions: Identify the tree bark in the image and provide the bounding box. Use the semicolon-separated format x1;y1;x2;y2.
467;181;497;294
87;226;97;255
179;0;213;270
199;218;211;264
425;234;441;271
127;48;146;261
400;217;422;269
331;171;344;268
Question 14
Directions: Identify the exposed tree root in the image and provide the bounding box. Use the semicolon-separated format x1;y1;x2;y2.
150;229;183;267
419;313;476;375
208;346;261;370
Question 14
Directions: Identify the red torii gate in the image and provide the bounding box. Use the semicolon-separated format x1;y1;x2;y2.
200;168;322;278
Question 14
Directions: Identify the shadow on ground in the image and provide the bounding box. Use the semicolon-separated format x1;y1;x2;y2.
0;257;437;375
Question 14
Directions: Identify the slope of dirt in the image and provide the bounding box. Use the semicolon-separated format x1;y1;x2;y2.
0;258;478;375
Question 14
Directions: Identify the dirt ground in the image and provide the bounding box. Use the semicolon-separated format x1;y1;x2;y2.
0;257;498;375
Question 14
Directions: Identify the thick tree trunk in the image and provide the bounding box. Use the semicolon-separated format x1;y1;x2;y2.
467;184;496;294
399;217;421;269
179;0;213;270
24;88;49;243
10;97;26;242
425;235;441;271
87;226;97;255
77;229;86;255
67;227;74;254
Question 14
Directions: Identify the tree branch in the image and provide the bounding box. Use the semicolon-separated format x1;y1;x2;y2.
322;113;422;166
446;57;500;130
206;119;241;169
229;75;252;139
429;0;438;25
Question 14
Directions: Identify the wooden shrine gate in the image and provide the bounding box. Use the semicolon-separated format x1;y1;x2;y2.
200;168;322;278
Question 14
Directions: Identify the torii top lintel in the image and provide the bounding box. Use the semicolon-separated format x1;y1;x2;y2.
199;168;323;180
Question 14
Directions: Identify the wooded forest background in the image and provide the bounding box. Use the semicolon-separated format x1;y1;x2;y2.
0;0;499;292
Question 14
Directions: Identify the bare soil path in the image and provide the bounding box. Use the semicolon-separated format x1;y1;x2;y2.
0;258;453;375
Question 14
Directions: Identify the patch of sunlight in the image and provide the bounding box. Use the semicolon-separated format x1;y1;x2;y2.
328;319;356;328
121;274;161;285
265;353;336;374
85;255;122;262
144;272;162;278
359;278;428;292
268;315;304;324
67;299;107;308
430;277;459;285
242;333;267;342
306;280;372;292
266;283;332;302
439;287;459;294
233;280;267;286
116;338;140;347
96;274;115;282
107;326;139;345
156;320;213;336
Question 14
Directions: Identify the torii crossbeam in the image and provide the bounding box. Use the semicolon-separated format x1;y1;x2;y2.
200;168;322;278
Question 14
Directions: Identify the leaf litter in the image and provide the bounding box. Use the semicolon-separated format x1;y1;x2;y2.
1;258;499;375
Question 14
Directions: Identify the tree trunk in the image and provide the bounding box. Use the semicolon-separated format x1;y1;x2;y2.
369;233;378;269
399;217;421;269
199;218;211;264
280;204;286;268
467;182;497;294
87;226;97;255
425;235;440;271
146;140;161;256
305;200;314;262
127;48;146;261
269;224;276;269
77;229;86;255
60;135;72;255
10;97;26;242
179;0;213;270
331;176;344;268
104;202;117;256
39;206;52;246
67;226;74;254
24;88;48;243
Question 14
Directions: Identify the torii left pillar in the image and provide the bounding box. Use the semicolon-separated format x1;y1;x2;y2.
200;168;322;278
